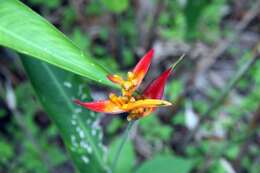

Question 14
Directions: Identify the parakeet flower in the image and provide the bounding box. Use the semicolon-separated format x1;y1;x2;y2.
74;49;182;121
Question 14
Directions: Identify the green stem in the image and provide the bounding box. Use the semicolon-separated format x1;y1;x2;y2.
111;120;136;173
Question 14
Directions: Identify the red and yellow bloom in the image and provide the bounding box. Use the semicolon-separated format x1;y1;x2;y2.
75;49;181;121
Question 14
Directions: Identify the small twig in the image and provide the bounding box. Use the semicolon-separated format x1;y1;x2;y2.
182;47;260;148
111;120;136;173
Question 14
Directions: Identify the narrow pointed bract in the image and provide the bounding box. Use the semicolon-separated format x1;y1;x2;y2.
143;55;184;100
143;67;173;99
132;48;154;87
74;99;124;114
75;50;183;121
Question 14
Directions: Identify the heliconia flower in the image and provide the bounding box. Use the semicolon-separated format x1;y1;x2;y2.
74;49;183;121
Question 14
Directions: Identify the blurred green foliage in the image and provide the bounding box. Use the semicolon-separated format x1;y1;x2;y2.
139;115;172;142
1;0;259;173
101;0;129;13
0;82;67;172
29;0;61;9
108;138;135;173
136;154;194;173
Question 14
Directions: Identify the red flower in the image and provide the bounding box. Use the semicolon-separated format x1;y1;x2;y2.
75;49;182;121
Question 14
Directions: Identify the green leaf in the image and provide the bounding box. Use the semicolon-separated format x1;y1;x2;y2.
101;0;129;13
0;0;115;87
225;145;239;160
108;138;135;173
139;115;173;141
107;119;123;134
0;109;6;118
70;28;91;51
29;0;61;9
166;80;184;101
21;55;108;173
184;0;210;40
135;155;194;173
0;139;14;164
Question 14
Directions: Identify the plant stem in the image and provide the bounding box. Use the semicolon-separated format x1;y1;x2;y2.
111;120;136;173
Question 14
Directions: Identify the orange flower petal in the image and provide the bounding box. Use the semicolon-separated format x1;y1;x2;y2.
74;99;125;114
123;99;172;110
107;74;124;84
132;48;154;88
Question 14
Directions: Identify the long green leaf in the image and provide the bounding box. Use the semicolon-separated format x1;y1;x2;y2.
21;55;109;173
108;138;135;173
135;155;194;173
0;0;115;87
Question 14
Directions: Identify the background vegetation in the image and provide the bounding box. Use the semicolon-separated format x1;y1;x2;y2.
0;0;259;173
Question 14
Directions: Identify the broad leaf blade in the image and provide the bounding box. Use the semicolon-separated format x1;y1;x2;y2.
108;138;135;173
135;154;194;173
21;55;108;173
0;0;115;87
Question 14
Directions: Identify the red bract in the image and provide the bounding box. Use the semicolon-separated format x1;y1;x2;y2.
143;67;173;99
74;49;182;121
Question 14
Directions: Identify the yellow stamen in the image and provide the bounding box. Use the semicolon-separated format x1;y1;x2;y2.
109;93;127;106
129;97;135;102
127;116;132;121
123;81;132;90
132;79;138;85
127;107;153;121
127;71;135;80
